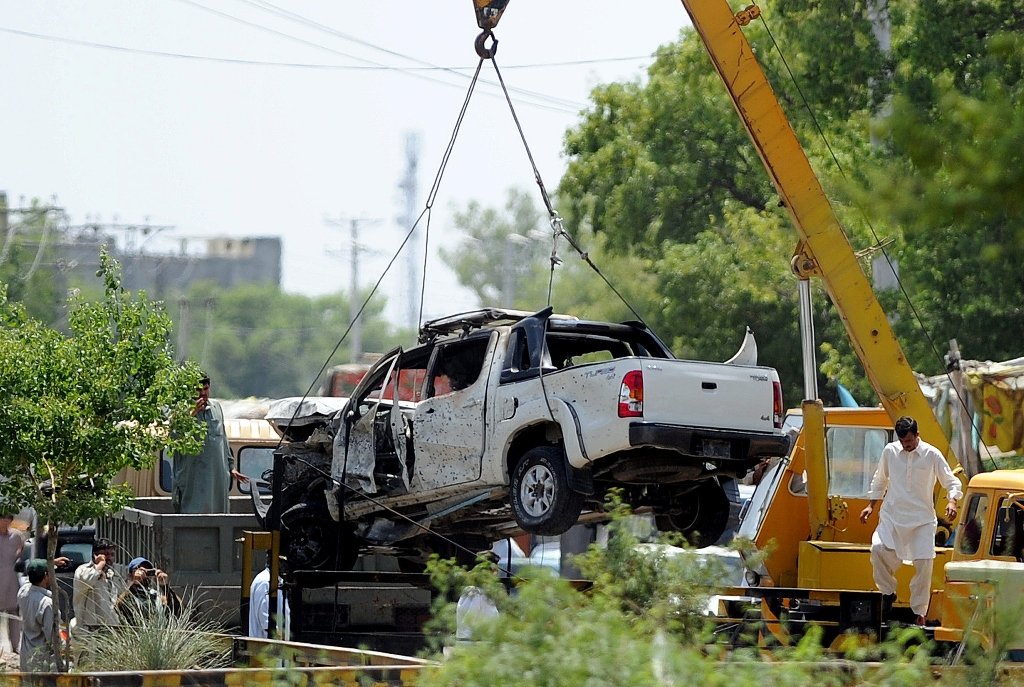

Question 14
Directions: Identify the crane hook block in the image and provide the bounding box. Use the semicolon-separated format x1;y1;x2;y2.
473;0;510;31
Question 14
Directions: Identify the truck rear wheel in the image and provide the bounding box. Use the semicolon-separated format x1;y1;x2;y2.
510;446;584;536
655;480;730;548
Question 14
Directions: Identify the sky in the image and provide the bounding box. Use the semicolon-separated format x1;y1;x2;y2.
1;2;691;328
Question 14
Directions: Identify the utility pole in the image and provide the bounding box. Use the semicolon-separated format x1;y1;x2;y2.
0;194;64;267
326;215;381;363
177;298;191;361
397;132;421;331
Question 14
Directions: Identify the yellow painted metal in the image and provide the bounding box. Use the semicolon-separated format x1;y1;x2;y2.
935;472;1024;650
797;540;952;598
677;1;960;476
753;407;890;586
934;579;989;645
472;0;509;30
802;400;829;540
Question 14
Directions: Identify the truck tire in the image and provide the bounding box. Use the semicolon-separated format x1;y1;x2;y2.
655;480;730;548
510;446;584;536
281;503;359;571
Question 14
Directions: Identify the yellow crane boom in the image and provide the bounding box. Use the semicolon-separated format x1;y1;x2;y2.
677;1;960;478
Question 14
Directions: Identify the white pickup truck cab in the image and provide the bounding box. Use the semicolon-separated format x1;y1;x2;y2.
274;308;788;570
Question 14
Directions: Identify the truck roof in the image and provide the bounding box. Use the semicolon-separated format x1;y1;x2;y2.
967;469;1024;490
420;307;577;338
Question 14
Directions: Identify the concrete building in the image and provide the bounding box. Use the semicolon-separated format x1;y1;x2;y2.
57;232;282;298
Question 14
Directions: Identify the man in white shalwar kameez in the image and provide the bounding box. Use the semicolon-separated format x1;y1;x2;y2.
859;416;961;625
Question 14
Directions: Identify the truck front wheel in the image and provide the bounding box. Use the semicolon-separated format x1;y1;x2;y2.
281;502;359;571
510;447;584;536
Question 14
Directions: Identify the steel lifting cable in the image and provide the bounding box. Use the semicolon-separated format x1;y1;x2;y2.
756;8;990;468
278;59;486;439
486;51;648;324
270;56;531;573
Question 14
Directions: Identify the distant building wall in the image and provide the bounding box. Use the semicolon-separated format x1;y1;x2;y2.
58;236;282;297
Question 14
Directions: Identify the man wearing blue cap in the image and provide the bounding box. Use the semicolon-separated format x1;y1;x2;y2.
17;559;59;672
116;557;181;619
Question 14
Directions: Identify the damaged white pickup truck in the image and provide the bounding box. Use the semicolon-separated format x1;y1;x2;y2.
270;307;789;570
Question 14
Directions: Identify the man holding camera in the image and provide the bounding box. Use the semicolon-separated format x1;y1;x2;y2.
116;557;182;620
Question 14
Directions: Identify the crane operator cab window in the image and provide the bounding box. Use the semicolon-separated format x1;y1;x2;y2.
825;426;890;498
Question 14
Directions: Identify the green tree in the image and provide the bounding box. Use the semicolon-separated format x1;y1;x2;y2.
441;188;552;309
560;36;774;253
858;36;1024;373
554;0;1024;407
0;197;62;324
176;281;407;398
0;249;203;670
422;504;935;687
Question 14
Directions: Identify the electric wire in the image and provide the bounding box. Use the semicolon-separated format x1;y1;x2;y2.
269;58;492;567
490;54;651;326
233;0;589;111
164;0;583;113
757;13;992;469
0;26;646;72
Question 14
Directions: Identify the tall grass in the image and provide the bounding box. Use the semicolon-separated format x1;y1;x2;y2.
72;593;231;672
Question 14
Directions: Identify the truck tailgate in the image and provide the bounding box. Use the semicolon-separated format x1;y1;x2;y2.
640;360;776;433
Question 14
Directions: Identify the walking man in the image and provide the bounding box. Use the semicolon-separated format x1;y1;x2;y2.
859;416;961;625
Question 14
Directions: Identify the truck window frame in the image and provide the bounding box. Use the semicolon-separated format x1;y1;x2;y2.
957;492;989;556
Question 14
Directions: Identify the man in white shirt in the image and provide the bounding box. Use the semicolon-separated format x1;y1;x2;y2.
248;564;289;639
859;416;961;626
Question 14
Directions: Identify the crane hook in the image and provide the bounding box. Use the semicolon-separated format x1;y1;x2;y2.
475;30;499;59
472;0;508;59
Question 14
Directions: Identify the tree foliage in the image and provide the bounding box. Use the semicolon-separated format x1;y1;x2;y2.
560;38;773;253
0;249;202;669
0;249;203;526
858;30;1024;372
550;0;1024;401
0;198;62;324
174;281;409;398
440;188;552;309
421;503;937;687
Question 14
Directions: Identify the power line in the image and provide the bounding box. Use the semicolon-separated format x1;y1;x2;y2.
187;0;596;112
0;26;648;72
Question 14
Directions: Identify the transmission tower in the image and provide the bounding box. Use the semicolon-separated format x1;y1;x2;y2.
397;132;421;332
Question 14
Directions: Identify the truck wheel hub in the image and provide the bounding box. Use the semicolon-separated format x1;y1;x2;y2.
522;465;554;516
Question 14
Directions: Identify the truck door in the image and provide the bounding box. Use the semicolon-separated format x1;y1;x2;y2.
338;347;402;494
410;332;494;491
